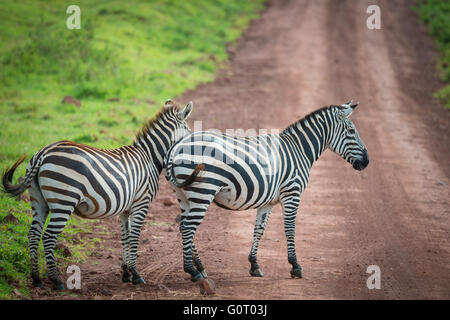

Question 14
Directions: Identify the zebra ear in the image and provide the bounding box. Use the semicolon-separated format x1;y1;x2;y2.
350;102;359;109
178;101;193;120
342;107;353;117
164;99;174;108
342;100;358;117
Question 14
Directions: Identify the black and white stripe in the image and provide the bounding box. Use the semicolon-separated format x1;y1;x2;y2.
165;101;369;283
2;99;193;289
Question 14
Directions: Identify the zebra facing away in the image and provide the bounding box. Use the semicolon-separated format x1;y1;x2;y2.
165;101;369;294
1;99;193;290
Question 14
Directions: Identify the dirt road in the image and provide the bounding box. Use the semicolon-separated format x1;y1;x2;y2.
37;0;449;299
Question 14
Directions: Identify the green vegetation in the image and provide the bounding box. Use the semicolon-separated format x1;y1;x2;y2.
417;0;450;108
0;0;265;299
0;202;105;299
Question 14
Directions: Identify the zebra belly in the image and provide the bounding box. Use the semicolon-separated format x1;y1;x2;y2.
213;189;241;210
73;198;104;218
73;201;93;218
213;188;279;211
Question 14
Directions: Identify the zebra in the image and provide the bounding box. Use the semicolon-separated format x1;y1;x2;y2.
1;99;193;290
164;100;369;294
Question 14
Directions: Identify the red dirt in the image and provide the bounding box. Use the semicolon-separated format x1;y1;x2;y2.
34;0;449;300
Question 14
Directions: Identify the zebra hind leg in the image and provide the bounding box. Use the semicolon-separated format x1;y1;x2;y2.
179;196;216;294
177;192;209;279
174;187;210;280
191;242;215;295
192;243;207;278
42;205;75;290
28;182;49;288
119;211;132;283
127;204;149;285
248;205;273;277
180;212;204;281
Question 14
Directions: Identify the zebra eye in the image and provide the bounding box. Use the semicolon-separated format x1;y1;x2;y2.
348;128;355;134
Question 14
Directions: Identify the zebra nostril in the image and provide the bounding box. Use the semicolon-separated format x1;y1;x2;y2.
352;152;369;171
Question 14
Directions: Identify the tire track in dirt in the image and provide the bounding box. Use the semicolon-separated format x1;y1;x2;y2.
324;0;450;299
180;0;450;299
39;0;449;300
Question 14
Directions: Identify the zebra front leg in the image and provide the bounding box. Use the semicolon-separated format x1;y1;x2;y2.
248;205;273;277
119;211;132;283
42;207;74;290
127;204;149;285
28;183;49;288
280;186;302;278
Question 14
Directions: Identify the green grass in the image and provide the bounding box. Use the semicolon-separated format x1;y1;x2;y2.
0;198;105;299
417;0;450;108
0;0;265;299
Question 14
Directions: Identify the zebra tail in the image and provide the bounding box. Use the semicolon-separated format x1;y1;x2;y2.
168;163;205;188
1;155;32;197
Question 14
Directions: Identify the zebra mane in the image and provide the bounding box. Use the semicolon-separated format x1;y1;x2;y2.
282;105;337;134
134;103;180;143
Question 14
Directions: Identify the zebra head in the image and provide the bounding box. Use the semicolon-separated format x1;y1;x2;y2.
328;100;369;171
163;99;193;143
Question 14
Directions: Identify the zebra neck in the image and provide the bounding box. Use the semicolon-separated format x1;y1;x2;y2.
134;130;169;173
281;117;330;167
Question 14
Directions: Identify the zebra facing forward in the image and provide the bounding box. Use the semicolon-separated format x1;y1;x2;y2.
1;99;193;290
165;101;369;294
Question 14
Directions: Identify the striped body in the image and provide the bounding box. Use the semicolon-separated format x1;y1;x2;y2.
165;102;369;284
170;131;312;211
34;141;157;219
2;100;193;289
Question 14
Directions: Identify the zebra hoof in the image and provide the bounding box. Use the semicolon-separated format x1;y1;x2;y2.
32;277;43;288
198;278;215;295
132;276;146;285
122;271;132;283
52;280;65;290
190;272;204;282
249;268;264;277
290;267;303;279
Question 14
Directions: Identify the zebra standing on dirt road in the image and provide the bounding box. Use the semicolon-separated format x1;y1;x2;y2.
1;99;193;290
165;101;369;294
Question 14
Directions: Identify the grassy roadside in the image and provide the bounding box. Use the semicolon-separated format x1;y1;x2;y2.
0;203;106;299
417;0;450;108
0;0;265;299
